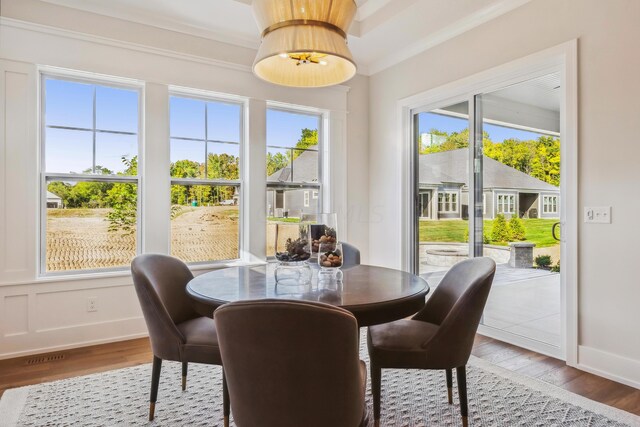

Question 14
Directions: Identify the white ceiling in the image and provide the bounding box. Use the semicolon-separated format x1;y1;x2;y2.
37;0;533;75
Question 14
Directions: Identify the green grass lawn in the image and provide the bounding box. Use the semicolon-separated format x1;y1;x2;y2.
419;218;559;248
267;217;301;223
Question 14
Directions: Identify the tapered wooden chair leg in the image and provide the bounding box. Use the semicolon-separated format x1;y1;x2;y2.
223;371;230;427
445;368;453;404
149;356;162;421
181;362;188;391
456;365;468;427
371;362;382;420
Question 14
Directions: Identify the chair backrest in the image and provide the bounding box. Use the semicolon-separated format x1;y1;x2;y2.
131;254;197;360
413;257;496;368
215;300;364;427
341;242;361;268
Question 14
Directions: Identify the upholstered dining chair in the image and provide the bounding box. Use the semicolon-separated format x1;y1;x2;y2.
367;257;496;427
131;254;230;424
215;299;368;427
341;242;361;268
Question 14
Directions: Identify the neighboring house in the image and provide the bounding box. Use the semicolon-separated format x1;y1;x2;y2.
46;191;63;208
418;149;559;220
266;149;319;218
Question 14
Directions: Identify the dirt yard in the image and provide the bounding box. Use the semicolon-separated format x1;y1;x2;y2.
46;206;239;271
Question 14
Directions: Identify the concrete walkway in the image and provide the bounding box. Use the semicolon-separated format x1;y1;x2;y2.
421;264;561;348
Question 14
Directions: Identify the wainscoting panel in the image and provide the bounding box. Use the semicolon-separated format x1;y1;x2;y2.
3;295;29;337
0;278;147;359
0;60;37;283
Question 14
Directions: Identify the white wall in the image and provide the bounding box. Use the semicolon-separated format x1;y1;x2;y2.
367;0;640;387
0;0;370;358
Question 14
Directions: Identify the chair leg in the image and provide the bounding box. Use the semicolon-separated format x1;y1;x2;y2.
371;362;382;420
149;356;162;421
445;368;453;404
456;366;468;427
182;362;188;391
223;371;230;427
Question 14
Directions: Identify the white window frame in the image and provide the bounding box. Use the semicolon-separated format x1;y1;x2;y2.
168;90;244;265
39;71;143;276
303;190;310;207
437;191;458;213
497;193;515;214
543;195;558;214
312;190;319;199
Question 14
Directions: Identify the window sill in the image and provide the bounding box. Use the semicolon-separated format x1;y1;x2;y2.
24;259;267;286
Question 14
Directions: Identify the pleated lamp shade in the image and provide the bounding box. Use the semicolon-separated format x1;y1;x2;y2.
252;0;357;88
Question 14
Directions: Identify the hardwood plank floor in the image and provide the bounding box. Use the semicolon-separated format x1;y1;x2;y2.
1;335;639;417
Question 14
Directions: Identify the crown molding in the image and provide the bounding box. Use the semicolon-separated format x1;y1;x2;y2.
0;17;353;94
0;17;253;72
366;0;534;75
38;0;261;49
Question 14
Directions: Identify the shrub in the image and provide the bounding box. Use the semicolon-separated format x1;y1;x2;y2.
508;217;526;241
464;227;491;244
550;260;560;272
535;255;552;268
490;214;511;243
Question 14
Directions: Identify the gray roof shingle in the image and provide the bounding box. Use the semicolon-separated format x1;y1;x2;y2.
267;149;319;183
419;149;558;191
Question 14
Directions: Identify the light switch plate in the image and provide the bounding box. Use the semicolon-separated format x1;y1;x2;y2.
584;206;611;224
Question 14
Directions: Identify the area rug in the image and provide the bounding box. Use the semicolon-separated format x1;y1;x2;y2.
1;331;639;426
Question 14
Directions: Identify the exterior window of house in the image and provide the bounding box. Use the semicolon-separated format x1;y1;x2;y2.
543;195;558;214
42;76;140;274
483;193;487;215
497;194;516;214
438;191;458;213
169;94;242;263
266;108;322;257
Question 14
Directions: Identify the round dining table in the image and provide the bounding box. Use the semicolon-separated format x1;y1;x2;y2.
186;264;430;327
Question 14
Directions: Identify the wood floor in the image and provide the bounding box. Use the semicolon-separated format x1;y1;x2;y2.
1;335;639;417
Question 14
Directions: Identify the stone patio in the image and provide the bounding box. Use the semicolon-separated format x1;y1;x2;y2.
421;256;561;348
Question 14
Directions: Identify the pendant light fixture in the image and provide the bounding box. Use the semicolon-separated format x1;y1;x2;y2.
252;0;357;88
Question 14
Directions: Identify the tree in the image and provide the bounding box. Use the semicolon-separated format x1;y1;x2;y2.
266;128;318;176
508;216;526;240
491;214;511;243
421;128;560;187
266;152;289;176
106;156;138;234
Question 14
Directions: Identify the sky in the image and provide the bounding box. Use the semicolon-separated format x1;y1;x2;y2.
45;78;319;174
418;111;545;143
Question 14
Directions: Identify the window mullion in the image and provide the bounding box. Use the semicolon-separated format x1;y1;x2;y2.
92;86;97;174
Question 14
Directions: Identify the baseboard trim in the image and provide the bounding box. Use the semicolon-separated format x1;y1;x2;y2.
578;345;640;390
0;331;149;360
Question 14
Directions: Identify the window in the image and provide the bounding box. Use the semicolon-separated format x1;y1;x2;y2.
170;95;242;263
437;191;458;213
483;193;487;215
497;194;516;214
266;108;322;257
543;195;558;214
41;76;140;273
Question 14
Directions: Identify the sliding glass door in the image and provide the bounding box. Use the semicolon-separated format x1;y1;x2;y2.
413;71;563;358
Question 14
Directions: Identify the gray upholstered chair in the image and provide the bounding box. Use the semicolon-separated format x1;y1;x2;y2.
367;257;496;427
131;254;229;423
341;242;361;268
215;299;368;427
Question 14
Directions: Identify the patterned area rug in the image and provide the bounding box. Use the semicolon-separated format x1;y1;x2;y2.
1;331;639;427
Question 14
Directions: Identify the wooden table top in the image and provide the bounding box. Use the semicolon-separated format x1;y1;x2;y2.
186;264;430;326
